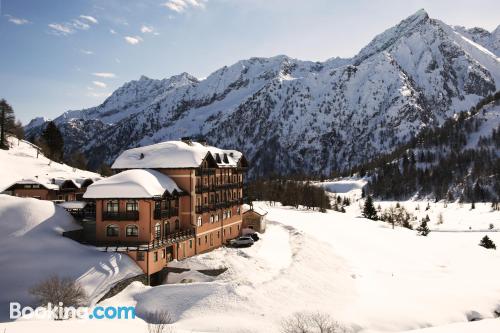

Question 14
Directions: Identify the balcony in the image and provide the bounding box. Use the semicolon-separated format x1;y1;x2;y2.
195;205;211;214
195;169;215;176
153;207;179;220
102;211;139;221
195;185;211;194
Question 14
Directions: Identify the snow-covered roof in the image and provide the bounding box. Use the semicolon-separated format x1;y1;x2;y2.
4;179;59;191
242;204;268;216
58;201;87;209
111;140;245;169
83;169;182;199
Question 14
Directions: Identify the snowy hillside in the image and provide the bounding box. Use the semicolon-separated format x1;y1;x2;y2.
0;195;142;321
3;199;499;332
25;10;500;176
0;137;100;192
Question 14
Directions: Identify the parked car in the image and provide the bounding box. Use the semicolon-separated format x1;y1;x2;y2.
248;233;260;241
229;236;254;247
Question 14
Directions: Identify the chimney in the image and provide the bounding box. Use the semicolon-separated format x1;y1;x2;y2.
181;137;192;145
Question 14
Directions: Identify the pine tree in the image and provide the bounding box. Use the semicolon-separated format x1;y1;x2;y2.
362;195;378;220
416;220;430;236
0;99;15;149
479;235;496;250
41;121;64;161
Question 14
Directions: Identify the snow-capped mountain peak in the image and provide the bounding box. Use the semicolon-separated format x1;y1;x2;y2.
25;10;500;177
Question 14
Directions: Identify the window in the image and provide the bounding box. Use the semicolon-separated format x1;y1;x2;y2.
126;225;138;237
153;251;158;262
229;226;232;235
217;231;220;238
237;207;241;215
197;216;202;227
210;215;214;223
162;249;165;259
205;235;208;244
106;225;119;237
198;237;201;246
215;214;219;222
58;195;63;200
126;200;138;211
164;222;170;236
154;223;161;239
237;224;240;231
189;240;193;249
106;200;119;212
23;184;31;189
136;252;145;261
175;219;180;231
32;184;40;189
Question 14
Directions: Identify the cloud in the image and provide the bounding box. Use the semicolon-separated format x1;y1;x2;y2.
92;72;116;78
124;36;143;45
161;0;206;13
92;81;107;88
79;15;98;24
48;23;74;36
48;15;97;36
81;50;94;55
140;25;154;33
6;15;30;25
87;91;112;98
110;29;117;34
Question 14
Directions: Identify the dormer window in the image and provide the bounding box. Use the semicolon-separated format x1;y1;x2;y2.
223;153;229;163
215;153;222;163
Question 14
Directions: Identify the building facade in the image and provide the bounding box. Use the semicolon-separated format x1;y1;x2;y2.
84;139;247;283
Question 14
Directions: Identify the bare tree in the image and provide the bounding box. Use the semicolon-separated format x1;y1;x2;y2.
281;312;349;333
29;275;87;320
145;310;175;333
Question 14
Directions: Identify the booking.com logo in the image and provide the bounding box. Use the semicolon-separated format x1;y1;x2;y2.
10;302;136;320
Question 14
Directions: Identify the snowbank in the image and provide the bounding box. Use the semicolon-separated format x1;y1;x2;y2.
0;195;142;321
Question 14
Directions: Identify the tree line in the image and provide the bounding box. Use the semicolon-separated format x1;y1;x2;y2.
346;91;500;203
246;178;331;212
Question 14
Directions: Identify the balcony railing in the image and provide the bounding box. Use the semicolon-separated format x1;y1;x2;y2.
153;207;179;220
102;211;139;221
195;169;215;176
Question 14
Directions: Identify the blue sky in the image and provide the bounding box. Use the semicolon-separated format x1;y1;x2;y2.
1;0;499;124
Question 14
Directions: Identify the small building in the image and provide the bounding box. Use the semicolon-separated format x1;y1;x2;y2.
242;204;267;233
3;177;99;202
3;179;59;200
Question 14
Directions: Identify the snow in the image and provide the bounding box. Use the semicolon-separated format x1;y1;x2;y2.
83;169;180;199
0;195;142;321
57;201;87;209
111;140;243;169
2;194;500;332
0;137;101;192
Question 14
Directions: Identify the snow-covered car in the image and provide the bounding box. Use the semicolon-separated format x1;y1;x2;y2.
229;236;254;247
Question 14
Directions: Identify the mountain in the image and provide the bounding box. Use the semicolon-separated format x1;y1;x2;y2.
353;92;500;202
26;10;500;177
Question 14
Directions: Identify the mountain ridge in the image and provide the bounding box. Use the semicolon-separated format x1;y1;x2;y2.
25;9;500;177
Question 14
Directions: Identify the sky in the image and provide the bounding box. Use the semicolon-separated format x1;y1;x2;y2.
0;0;499;124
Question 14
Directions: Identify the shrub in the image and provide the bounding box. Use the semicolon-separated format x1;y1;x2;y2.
479;235;496;250
29;275;87;320
145;310;174;333
380;205;413;229
281;312;349;333
416;220;430;236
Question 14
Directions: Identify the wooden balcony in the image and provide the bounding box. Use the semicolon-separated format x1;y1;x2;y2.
102;211;139;221
153;207;179;219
